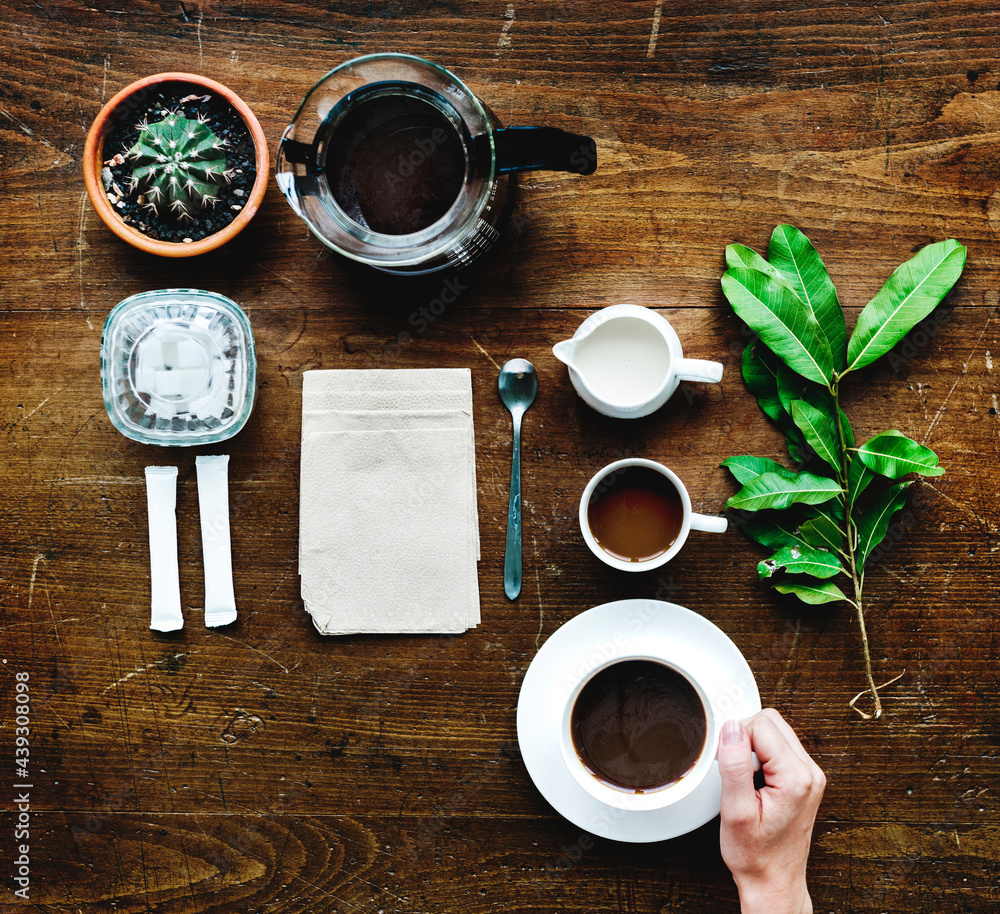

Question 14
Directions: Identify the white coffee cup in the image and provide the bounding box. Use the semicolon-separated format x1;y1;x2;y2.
579;458;728;572
560;653;720;812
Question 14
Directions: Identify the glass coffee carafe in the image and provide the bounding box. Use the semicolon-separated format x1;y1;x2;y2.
276;53;597;274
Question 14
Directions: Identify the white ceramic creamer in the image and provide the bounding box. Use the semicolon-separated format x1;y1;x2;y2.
552;304;723;418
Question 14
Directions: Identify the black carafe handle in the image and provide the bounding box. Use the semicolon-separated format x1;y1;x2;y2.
493;127;597;175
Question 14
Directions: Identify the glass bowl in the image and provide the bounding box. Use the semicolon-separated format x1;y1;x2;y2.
101;289;256;446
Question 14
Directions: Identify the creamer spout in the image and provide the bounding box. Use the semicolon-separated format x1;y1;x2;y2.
552;338;580;368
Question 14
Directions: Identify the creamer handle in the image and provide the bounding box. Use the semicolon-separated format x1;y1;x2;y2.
675;358;724;384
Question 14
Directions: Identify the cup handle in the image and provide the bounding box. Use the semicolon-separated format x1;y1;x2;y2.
690;512;728;534
493;127;597;175
675;358;724;384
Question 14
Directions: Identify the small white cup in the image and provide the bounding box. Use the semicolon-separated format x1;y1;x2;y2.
552;304;724;418
560;653;720;812
579;458;728;572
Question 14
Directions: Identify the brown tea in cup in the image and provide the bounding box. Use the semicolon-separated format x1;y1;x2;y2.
570;659;707;793
586;464;684;562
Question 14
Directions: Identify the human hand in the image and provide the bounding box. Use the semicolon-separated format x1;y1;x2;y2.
716;708;826;914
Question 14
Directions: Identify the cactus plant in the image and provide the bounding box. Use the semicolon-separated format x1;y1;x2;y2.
128;111;231;220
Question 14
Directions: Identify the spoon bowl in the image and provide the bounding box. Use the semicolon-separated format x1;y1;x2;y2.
499;359;538;599
499;358;539;418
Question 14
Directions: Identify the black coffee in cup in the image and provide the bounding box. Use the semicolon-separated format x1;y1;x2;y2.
323;87;467;236
586;465;684;563
571;659;707;793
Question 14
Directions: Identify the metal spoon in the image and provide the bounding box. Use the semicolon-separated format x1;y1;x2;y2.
499;359;538;600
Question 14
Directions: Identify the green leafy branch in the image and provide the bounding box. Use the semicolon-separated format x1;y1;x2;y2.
720;224;966;719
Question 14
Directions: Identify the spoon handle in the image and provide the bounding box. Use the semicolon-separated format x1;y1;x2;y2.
504;414;523;600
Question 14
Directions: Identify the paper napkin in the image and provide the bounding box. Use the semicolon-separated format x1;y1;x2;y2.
299;369;480;635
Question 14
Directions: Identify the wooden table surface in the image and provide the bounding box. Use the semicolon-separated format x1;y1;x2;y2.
2;2;999;911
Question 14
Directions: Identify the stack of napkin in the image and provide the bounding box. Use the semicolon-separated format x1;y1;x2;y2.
299;368;481;635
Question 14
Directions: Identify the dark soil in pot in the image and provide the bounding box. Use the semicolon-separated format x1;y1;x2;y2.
100;81;257;244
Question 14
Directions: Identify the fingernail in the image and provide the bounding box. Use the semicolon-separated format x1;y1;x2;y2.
722;719;744;745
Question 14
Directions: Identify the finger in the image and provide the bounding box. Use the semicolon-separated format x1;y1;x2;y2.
716;718;760;830
746;714;824;801
756;708;814;769
756;708;824;777
744;713;806;787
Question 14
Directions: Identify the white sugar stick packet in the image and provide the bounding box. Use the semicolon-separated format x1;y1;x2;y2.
196;455;237;627
145;466;183;632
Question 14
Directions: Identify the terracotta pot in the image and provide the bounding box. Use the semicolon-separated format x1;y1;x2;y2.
83;72;268;257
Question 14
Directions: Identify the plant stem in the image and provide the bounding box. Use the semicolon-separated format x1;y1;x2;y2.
832;381;881;719
849;586;882;719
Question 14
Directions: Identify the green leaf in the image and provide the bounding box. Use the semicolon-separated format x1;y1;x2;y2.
722;455;799;485
722;267;836;385
847;455;876;509
739;515;813;550
804;499;846;526
726;470;843;512
773;579;850;605
791;399;840;473
775;362;804;417
742;342;787;425
839;406;855;450
768;224;847;370
799;511;844;553
743;343;835;470
768;365;818;463
856;481;911;568
758;544;843;579
771;368;844;469
845;239;967;373
775;366;834;420
727;242;777;275
784;425;812;466
857;430;946;478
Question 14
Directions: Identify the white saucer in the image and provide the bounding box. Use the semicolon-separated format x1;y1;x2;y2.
516;599;761;843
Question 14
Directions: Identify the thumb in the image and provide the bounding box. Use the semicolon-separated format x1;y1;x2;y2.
716;719;758;827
